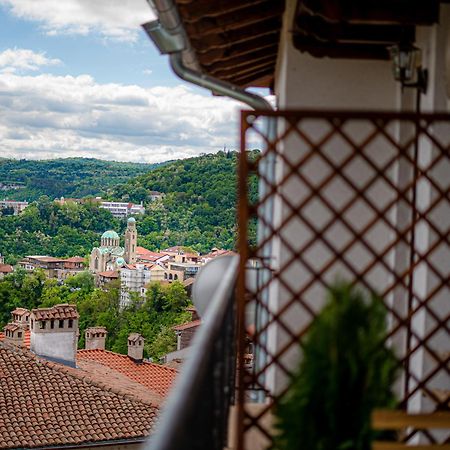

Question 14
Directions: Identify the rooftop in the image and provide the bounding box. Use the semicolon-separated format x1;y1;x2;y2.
0;344;158;449
11;307;29;316
172;319;202;331
31;304;79;321
77;349;177;397
97;270;119;278
0;264;13;274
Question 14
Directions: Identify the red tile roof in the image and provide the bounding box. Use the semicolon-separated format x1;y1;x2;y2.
3;323;20;332
0;264;13;274
65;256;85;263
78;349;177;397
172;319;202;331
98;270;119;278
0;344;158;449
11;307;29;316
31;304;79;321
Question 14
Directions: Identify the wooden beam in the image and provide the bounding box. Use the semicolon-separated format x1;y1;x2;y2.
226;67;274;87
201;45;278;70
196;35;278;64
373;444;450;450
297;0;440;26
209;54;276;79
372;410;450;430
294;16;415;45
190;21;279;52
293;35;390;59
177;0;270;22
183;2;283;37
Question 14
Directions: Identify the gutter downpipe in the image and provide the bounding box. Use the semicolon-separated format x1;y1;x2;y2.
144;0;277;403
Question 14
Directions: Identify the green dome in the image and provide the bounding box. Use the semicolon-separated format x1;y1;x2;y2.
115;257;126;267
127;217;136;223
101;230;119;240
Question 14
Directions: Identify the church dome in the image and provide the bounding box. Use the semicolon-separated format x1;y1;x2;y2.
115;257;126;267
127;217;136;223
101;230;120;240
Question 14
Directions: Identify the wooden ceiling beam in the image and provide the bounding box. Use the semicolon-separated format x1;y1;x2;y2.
294;16;415;45
230;67;273;87
200;43;278;68
293;35;390;59
177;0;269;22
183;2;284;37
190;21;279;53
297;0;440;26
210;56;275;79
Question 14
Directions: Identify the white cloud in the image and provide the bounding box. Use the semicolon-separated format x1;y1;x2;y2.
0;70;249;163
0;0;156;42
0;48;61;73
142;69;153;75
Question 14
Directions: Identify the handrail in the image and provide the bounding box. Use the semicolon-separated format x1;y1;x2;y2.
145;256;239;450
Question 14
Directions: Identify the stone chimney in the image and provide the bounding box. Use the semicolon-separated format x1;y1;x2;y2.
3;323;24;346
85;327;107;350
127;333;145;362
30;304;79;367
11;307;30;330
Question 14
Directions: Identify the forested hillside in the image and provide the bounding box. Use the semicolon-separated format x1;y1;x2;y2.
0;198;117;264
0;157;158;200
112;150;258;252
0;151;258;262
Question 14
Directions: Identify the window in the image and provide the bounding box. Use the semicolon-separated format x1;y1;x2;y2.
39;321;46;329
50;320;55;329
59;320;64;328
17;332;22;338
31;319;34;329
68;319;73;328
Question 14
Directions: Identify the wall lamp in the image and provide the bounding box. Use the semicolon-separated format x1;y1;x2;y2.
389;43;428;94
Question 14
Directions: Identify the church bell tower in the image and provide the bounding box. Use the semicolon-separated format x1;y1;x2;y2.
124;217;137;264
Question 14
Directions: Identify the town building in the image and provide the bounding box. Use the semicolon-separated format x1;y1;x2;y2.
17;255;85;280
99;200;145;219
0;199;28;215
0;263;13;279
148;191;164;201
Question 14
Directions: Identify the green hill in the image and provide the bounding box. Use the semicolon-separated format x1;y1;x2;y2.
0;151;257;263
0;157;159;201
111;150;258;253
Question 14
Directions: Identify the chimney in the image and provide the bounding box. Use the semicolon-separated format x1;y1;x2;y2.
85;327;107;350
127;333;145;362
3;323;24;347
30;304;79;367
11;307;30;330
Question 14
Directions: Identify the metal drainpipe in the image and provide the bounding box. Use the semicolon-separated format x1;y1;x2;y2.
145;0;277;401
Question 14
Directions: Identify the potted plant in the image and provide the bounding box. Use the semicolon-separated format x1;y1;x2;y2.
274;282;398;450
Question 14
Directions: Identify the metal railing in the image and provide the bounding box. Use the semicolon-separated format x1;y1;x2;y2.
145;256;239;450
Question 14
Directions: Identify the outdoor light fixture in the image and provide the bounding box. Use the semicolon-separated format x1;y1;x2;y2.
389;43;428;94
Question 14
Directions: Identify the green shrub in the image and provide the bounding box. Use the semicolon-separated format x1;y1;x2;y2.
274;282;398;450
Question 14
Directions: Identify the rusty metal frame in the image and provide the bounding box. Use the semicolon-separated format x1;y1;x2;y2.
236;110;450;449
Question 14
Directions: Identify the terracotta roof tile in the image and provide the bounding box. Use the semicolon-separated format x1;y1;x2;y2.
77;349;177;397
0;344;158;449
172;319;202;331
0;264;13;274
31;304;79;321
11;308;29;316
97;271;119;278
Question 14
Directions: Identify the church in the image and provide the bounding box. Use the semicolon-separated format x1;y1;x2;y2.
89;217;137;273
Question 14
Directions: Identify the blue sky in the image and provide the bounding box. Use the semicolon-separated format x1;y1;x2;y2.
0;0;252;163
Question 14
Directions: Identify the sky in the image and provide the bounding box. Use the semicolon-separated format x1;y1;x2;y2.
0;0;264;163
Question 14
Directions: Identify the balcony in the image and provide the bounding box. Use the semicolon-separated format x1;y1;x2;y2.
145;110;450;449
